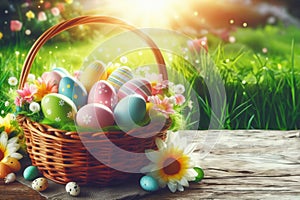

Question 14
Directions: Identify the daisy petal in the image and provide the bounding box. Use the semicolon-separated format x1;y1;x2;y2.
10;152;23;160
179;177;189;187
0;132;8;151
186;168;198;179
168;182;177;193
7;143;20;151
8;136;19;144
145;150;160;163
155;138;166;150
177;184;184;192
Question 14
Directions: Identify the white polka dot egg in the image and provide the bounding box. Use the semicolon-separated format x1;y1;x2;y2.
88;80;118;110
32;177;48;192
66;182;80;196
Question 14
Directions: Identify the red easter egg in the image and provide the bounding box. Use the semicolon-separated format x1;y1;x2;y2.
118;78;152;101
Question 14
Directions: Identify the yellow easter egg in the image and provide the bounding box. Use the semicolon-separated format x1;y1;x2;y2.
79;61;106;92
0;163;12;178
2;157;21;172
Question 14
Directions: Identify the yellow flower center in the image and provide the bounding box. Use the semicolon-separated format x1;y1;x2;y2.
163;157;181;175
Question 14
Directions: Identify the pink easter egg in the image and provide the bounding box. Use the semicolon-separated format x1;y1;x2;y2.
41;71;63;87
76;103;114;129
88;80;118;109
118;78;152;101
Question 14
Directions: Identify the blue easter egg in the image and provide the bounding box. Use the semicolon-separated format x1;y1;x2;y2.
59;76;88;110
114;94;146;131
140;175;159;192
52;67;70;77
23;166;39;181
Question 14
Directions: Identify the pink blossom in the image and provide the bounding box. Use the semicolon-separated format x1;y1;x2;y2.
14;96;24;107
152;80;169;95
51;7;60;16
44;1;51;9
174;94;186;106
38;12;47;21
73;70;82;79
187;37;208;53
10;20;23;32
16;83;37;104
148;96;175;118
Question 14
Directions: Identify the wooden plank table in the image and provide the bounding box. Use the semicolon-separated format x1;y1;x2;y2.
1;130;299;199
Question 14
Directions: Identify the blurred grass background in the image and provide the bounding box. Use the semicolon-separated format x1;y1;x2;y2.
1;24;299;130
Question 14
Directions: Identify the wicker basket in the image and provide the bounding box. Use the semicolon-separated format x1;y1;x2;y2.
17;16;170;186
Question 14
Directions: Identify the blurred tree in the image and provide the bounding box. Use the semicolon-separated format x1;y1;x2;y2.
0;0;96;45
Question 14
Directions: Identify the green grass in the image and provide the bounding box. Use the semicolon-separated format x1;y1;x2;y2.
1;24;300;130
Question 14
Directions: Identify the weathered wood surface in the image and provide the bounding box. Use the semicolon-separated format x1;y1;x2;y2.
0;130;299;199
141;130;300;199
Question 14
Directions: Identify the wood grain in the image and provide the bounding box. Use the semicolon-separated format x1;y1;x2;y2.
1;130;299;199
141;130;300;199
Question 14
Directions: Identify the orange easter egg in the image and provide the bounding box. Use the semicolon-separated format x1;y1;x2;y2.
0;163;12;178
2;157;21;172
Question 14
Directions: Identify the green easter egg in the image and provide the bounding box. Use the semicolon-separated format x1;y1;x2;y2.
194;167;204;182
41;93;77;123
23;166;39;181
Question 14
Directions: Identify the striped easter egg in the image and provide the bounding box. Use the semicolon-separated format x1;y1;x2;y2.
107;66;133;92
79;61;107;92
118;78;152;101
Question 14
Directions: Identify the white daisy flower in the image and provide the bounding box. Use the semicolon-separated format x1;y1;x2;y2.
0;132;23;162
4;101;9;107
29;102;40;113
27;74;36;81
174;84;185;94
141;131;199;193
8;77;18;86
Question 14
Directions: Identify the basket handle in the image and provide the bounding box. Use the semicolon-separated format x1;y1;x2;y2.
18;15;167;89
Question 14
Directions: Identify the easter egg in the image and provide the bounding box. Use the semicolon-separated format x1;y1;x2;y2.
66;182;80;197
41;93;77;123
194;167;204;182
107;66;133;92
140;175;159;192
2;157;21;172
79;61;107;92
118;78;152;101
32;177;48;192
4;172;16;184
114;94;146;131
41;71;63;87
0;163;11;178
23;166;40;181
88;80;118;109
76;103;114;130
52;67;71;77
59;76;88;109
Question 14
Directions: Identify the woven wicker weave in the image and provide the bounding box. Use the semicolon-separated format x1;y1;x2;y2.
17;16;170;186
